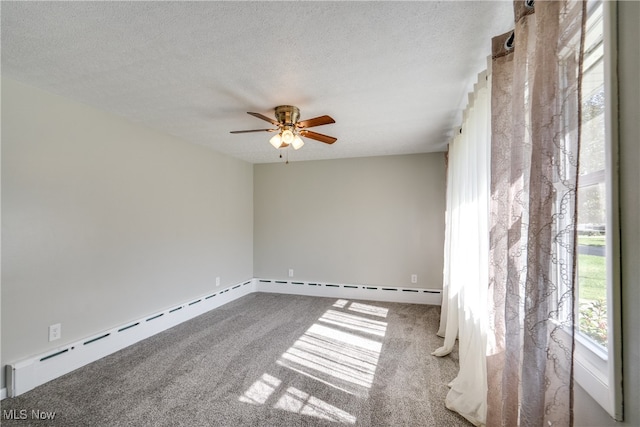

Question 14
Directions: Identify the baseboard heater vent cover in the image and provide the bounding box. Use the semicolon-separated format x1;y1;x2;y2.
254;278;441;305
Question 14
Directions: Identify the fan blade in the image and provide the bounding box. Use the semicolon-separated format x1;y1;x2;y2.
296;115;335;129
230;128;278;134
247;112;279;126
299;130;337;144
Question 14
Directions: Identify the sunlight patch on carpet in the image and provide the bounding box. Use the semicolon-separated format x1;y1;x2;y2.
333;299;349;308
348;302;389;318
239;373;282;405
319;309;387;336
277;324;382;391
239;299;390;423
276;300;387;396
274;386;356;424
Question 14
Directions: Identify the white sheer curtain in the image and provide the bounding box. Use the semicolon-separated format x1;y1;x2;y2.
432;69;491;427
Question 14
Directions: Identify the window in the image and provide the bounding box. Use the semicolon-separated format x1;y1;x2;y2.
577;0;606;350
573;0;622;420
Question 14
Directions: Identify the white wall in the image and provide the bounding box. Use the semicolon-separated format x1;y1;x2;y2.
253;154;446;289
574;2;640;425
1;78;254;389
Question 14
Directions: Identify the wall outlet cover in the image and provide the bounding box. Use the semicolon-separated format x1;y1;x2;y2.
49;323;61;342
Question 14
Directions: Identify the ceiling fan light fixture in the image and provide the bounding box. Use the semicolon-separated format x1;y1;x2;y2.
292;135;304;150
230;105;337;158
281;129;294;145
269;133;283;149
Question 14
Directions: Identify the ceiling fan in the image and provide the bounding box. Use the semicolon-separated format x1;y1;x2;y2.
230;105;337;150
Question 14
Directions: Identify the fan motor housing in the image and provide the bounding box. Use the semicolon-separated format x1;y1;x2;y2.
275;105;300;126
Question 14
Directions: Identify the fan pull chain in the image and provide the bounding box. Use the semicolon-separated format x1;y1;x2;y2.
278;149;290;164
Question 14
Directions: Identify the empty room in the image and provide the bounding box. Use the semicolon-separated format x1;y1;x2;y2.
1;1;638;426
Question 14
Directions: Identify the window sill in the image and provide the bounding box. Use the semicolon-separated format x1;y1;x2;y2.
553;324;614;418
574;332;616;418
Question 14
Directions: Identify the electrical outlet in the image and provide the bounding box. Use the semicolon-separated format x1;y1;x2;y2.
216;277;221;287
411;274;418;284
49;323;61;342
288;269;294;278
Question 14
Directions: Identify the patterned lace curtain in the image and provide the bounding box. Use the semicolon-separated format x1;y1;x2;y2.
487;1;585;426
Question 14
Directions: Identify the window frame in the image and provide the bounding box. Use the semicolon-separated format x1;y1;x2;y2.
572;0;623;420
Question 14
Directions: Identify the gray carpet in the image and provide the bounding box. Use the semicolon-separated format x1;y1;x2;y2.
1;293;470;426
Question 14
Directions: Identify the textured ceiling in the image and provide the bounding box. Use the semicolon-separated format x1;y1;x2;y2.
1;1;514;164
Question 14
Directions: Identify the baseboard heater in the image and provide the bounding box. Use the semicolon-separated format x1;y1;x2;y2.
255;278;442;305
5;280;254;398
5;278;441;398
